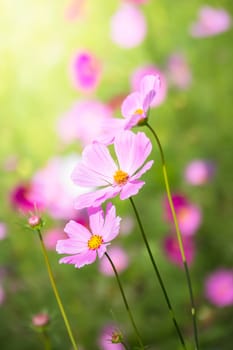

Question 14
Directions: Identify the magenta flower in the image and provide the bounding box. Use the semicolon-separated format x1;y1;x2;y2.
72;130;153;209
110;3;147;48
56;203;121;268
131;65;167;107
99;246;129;276
57;100;113;146
69;50;101;92
184;159;216;185
163;234;195;267
164;194;202;236
190;6;231;38
98;324;124;350
10;182;44;214
204;269;233;307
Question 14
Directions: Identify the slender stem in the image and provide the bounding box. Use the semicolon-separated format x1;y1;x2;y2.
105;252;145;350
36;229;78;350
129;197;187;350
41;329;52;350
146;121;199;350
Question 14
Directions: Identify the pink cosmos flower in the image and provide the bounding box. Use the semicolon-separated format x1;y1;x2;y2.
163;234;195;267
72;130;153;210
98;324;124;350
190;6;231;38
69;50;102;92
100;75;160;143
57;100;113;146
166;53;192;90
131;66;167;107
184;159;216;185
164;194;202;236
10;183;44;214
56;203;121;268
204;269;233;307
110;3;147;48
64;0;86;22
43;229;68;251
32;312;50;327
99;246;129;276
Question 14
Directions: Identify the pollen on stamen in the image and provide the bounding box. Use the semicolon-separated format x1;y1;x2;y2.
114;170;129;185
88;235;103;250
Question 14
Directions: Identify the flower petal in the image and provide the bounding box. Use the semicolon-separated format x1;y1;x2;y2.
63;220;91;240
121;92;142;118
88;206;105;234
74;186;120;210
120;180;145;200
56;239;88;254
101;203;121;242
131;160;154;181
140;74;161;110
71;142;117;187
59;250;97;268
114;131;152;175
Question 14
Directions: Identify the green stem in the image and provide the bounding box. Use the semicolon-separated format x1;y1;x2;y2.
105;252;145;350
37;229;78;350
129;197;187;350
146;121;199;350
41;329;52;350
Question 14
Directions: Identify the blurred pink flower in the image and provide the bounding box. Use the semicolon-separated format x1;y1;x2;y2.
0;285;5;305
163;234;195;267
204;269;233;307
43;229;68;250
30;155;92;220
0;222;7;240
164;194;202;236
56;203;121;268
131;65;167;107
69;50;102;92
190;6;231;38
120;216;134;235
72;131;153;209
98;324;124;350
166;53;192;90
57;100;113;146
110;3;147;48
126;0;148;4
99;246;129;276
10;183;44;214
32;312;50;327
184;159;216;185
64;0;86;21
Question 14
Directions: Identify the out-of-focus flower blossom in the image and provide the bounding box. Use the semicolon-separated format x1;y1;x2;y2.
0;222;7;240
2;154;19;172
110;3;147;48
184;159;216;185
56;203;121;268
164;194;202;236
72;131;153;210
98;324;124;350
57;100;113;146
30;155;92;220
10;183;44;214
166;53;192;89
99;246;129;276
163;234;195;267
204;269;233;307
126;0;148;4
190;6;231;38
32;312;50;327
69;51;102;92
43;228;68;250
64;0;86;21
0;285;5;305
131;65;167;107
120;216;134;235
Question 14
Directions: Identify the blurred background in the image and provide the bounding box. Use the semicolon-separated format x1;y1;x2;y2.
0;0;233;349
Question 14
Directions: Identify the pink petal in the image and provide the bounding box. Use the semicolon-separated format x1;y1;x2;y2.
64;220;91;240
74;186;120;210
120;180;145;200
121;92;142;118
131;160;154;180
97;244;108;259
88;206;105;234
71;142;117;187
59;250;97;268
140;74;161;110
56;239;88;254
114;131;152;175
101;203;121;241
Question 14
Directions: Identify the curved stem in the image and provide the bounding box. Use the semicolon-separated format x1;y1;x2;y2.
37;229;78;350
105;252;145;350
146;121;199;350
129;197;187;350
41;329;52;350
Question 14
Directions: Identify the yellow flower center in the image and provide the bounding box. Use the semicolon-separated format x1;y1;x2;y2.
88;235;103;250
114;170;129;185
134;108;144;115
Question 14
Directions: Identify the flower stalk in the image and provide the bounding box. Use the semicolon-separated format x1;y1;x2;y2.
146;121;199;350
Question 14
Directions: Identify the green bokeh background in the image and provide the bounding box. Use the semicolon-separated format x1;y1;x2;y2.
0;1;232;349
